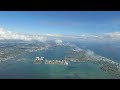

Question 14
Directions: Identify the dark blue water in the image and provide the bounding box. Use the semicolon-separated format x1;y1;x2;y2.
73;41;120;63
24;46;71;60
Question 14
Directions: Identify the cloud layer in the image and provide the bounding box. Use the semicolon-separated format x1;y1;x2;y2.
103;32;120;40
0;28;47;42
50;32;120;41
1;27;120;42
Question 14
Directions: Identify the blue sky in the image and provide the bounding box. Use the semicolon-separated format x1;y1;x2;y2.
0;11;120;35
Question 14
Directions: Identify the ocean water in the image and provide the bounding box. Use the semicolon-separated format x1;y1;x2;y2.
74;41;120;63
0;59;114;79
0;45;116;79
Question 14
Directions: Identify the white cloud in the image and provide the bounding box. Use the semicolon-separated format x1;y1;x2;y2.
1;27;120;42
55;32;120;41
86;49;94;56
103;32;120;40
0;27;47;42
55;39;63;44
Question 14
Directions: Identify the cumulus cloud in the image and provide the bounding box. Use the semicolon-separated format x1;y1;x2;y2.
1;27;120;42
52;34;103;41
54;39;63;44
103;32;120;40
86;49;94;56
0;28;47;42
54;32;120;41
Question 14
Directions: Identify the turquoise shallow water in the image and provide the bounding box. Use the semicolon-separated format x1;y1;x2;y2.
0;60;114;79
0;47;115;79
47;61;114;79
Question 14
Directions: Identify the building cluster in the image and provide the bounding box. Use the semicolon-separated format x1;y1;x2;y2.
34;56;68;65
34;57;44;64
44;60;68;65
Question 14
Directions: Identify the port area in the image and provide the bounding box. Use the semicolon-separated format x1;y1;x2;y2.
34;59;42;64
34;57;69;65
34;57;44;64
44;60;68;65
